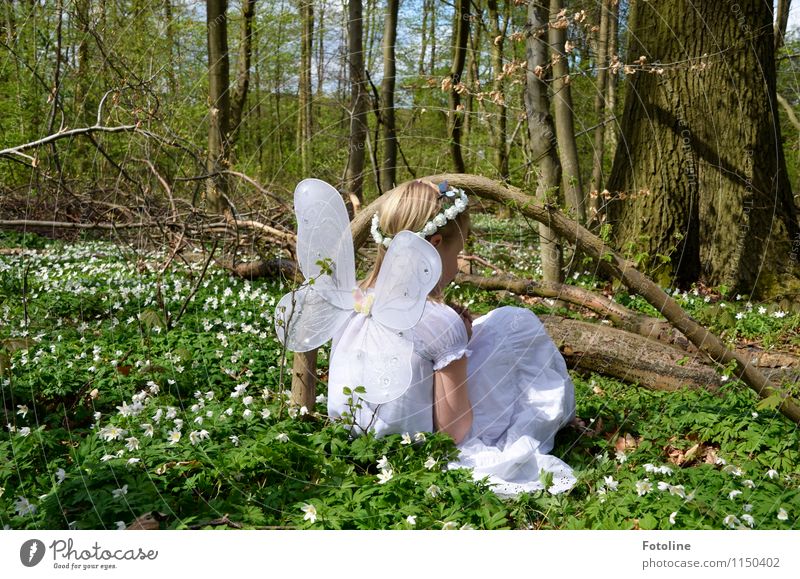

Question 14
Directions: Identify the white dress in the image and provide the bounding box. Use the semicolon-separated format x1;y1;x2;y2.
328;302;577;496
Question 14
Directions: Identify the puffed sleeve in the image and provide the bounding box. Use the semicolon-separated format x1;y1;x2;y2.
413;302;470;371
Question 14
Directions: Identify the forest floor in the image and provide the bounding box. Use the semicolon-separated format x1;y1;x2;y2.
1;218;799;530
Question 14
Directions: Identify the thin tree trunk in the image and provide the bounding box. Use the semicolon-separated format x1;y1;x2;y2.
298;0;313;176
549;0;585;224
429;3;436;80
345;0;368;202
206;0;232;215
525;1;563;285
589;0;610;222
229;0;256;148
448;0;469;173
487;0;509;181
463;15;480;140
2;0;15;44
605;0;619;154
419;0;430;75
317;2;325;97
380;0;399;192
164;0;177;93
775;0;792;51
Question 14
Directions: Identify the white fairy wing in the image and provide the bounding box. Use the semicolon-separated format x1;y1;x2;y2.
372;230;441;330
330;320;415;404
294;179;356;310
331;231;441;404
274;286;351;352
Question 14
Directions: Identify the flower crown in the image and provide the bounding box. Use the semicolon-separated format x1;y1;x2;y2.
370;181;469;248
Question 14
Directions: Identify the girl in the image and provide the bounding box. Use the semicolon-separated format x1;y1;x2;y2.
327;179;576;495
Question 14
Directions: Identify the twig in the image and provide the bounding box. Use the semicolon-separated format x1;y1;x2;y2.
169;239;218;331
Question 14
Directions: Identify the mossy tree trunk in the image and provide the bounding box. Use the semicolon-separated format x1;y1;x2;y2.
606;0;799;293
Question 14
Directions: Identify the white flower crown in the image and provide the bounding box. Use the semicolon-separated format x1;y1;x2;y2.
370;184;468;248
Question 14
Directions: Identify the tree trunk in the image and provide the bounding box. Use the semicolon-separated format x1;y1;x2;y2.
429;2;436;74
606;0;799;294
345;0;368;202
163;0;177;93
448;0;469;173
379;0;399;192
549;0;585;224
316;3;325;97
206;0;232;215
775;0;792;51
524;1;563;284
463;15;480;140
487;0;509;181
419;0;430;75
298;0;313;176
589;0;610;221
605;0;619;155
229;0;256;148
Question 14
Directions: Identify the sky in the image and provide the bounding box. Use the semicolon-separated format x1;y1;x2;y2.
789;2;800;34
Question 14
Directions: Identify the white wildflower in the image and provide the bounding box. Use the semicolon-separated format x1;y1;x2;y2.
56;468;66;484
766;469;779;479
723;514;740;528
604;476;619;491
376;456;390;470
741;514;755;527
636;479;652;496
112;485;128;499
424;456;437;470
16;404;28;418
189;430;209;445
377;469;394;484
98;425;127;441
260;408;271;420
229;435;240;446
742;479;755;488
301;503;317;523
413;432;426;443
406;515;417;526
14;496;36;516
167;429;181;445
669;511;677;525
777;508;788;521
401;432;412;445
18;427;31;437
728;489;742;500
427;484;441;498
141;424;154;438
124;437;140;452
276;433;289;443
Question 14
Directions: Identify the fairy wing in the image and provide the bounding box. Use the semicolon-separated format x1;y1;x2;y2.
274;286;352;352
331;231;442;404
294;178;356;309
371;231;441;330
274;179;356;351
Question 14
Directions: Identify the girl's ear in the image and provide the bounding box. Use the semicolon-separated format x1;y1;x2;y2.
428;233;443;248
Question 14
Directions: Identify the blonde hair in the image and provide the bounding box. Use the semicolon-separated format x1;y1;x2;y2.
361;179;470;293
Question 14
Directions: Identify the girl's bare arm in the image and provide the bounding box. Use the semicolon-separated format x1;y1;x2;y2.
433;356;472;444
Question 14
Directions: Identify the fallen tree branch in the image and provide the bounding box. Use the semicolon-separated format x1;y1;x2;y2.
541;315;722;392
